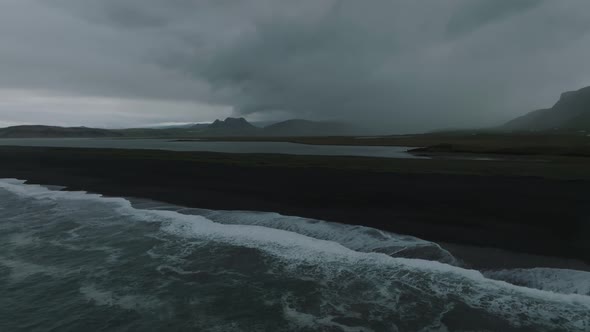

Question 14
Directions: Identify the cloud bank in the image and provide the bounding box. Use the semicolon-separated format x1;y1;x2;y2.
1;0;590;132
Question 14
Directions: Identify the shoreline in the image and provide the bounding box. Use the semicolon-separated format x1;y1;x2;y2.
0;146;589;267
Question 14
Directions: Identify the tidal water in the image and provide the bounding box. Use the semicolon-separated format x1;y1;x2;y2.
0;138;423;159
1;179;589;331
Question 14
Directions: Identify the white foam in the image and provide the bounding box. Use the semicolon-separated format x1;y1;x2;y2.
485;268;590;296
190;209;457;264
2;178;590;330
0;178;27;185
281;293;381;332
0;178;586;297
0;178;133;209
0;258;69;281
79;285;161;311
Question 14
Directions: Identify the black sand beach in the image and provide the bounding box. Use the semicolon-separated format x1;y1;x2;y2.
0;146;589;267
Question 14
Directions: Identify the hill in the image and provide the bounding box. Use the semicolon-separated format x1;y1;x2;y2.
199;117;261;136
263;119;360;136
0;125;121;138
197;118;361;136
503;86;590;132
0;118;363;138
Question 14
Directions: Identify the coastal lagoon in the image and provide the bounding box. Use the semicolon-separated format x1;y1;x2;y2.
0;138;423;159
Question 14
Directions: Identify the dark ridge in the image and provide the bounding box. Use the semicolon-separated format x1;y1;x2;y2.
263;119;361;136
0;125;121;138
503;85;590;132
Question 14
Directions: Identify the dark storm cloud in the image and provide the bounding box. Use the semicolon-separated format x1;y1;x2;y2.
2;0;590;131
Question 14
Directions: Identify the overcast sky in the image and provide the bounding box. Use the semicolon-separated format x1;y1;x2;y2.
1;0;590;132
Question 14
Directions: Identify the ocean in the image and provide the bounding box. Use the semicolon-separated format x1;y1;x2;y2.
0;179;588;331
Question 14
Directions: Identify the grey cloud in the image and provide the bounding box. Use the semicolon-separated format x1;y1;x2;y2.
2;0;590;132
0;1;205;101
445;0;542;37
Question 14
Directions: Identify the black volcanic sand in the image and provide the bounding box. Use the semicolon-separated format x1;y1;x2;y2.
0;146;589;267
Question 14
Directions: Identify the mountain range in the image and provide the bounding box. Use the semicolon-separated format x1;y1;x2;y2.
3;85;589;139
200;117;261;136
0;118;362;138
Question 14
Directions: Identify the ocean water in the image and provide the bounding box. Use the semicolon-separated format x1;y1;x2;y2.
1;179;589;331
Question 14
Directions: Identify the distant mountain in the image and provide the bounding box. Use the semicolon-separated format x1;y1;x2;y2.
147;123;210;129
503;86;590;132
0;118;364;138
199;117;261;136
196;117;362;136
250;120;281;128
0;125;120;138
188;123;211;131
263;119;361;136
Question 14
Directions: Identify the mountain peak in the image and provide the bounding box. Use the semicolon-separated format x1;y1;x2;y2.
209;117;253;129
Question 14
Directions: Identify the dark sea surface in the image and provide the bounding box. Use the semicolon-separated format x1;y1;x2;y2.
1;179;589;331
0;138;423;159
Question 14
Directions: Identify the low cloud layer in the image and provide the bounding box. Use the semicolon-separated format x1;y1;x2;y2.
1;0;590;132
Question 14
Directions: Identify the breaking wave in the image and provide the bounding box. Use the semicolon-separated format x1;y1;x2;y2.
131;201;457;265
0;179;589;331
485;268;590;296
